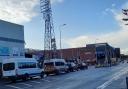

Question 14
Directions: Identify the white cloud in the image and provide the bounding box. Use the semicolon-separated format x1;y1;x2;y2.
0;0;39;24
0;0;64;24
102;3;116;15
51;0;64;4
112;3;116;7
64;1;128;54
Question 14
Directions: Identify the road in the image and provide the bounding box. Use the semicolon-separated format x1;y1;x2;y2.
0;62;128;89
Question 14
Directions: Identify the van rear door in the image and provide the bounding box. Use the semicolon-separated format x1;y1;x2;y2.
55;62;66;72
3;63;15;77
44;62;55;72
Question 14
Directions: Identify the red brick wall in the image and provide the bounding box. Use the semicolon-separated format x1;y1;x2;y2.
59;47;96;63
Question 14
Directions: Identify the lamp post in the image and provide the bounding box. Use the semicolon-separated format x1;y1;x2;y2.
95;38;99;65
59;24;66;59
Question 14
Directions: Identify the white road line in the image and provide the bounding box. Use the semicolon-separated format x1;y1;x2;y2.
18;83;32;87
41;79;51;82
97;67;128;89
30;81;41;84
6;85;23;89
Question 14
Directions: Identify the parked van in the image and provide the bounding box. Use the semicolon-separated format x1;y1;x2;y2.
44;59;68;75
2;58;44;82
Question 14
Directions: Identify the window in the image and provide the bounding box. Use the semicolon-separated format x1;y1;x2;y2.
0;37;25;43
44;62;54;66
55;62;65;66
3;63;15;71
18;62;37;69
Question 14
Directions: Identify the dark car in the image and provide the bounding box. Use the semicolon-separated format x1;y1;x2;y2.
79;63;88;70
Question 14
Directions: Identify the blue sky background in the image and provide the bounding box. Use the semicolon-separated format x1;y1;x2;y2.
24;0;127;50
0;0;128;54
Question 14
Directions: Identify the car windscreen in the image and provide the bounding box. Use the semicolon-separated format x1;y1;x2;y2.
3;63;15;71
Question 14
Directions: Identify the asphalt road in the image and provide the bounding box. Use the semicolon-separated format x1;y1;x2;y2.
0;62;128;89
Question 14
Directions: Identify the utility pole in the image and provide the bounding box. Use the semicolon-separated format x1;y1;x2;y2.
40;0;57;61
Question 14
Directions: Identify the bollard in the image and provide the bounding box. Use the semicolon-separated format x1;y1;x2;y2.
126;77;128;89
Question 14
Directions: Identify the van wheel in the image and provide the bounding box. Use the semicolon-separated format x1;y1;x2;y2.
23;74;29;81
46;73;49;76
40;72;44;79
10;77;16;83
30;77;33;80
56;70;60;75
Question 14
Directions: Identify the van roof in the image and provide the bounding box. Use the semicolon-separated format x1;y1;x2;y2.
2;58;37;63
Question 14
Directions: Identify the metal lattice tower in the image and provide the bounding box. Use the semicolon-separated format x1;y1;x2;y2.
40;0;57;60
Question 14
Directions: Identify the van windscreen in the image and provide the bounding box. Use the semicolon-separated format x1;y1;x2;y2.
44;62;54;66
3;63;15;71
55;62;65;66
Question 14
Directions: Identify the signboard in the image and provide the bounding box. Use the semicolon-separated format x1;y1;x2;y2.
12;47;19;56
0;46;10;56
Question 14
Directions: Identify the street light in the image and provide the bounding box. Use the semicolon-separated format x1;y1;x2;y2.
95;38;99;65
59;24;66;59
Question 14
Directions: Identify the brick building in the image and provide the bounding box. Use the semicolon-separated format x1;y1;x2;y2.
26;43;120;65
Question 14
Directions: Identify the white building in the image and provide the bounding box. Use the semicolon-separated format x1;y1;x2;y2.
0;20;25;60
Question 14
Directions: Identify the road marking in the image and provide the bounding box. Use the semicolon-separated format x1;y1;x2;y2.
41;79;51;82
6;85;23;89
18;83;32;87
97;67;128;89
30;81;41;84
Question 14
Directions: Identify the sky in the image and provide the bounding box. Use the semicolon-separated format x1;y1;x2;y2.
0;0;128;54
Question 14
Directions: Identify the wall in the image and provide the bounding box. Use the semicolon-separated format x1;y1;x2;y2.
0;20;25;60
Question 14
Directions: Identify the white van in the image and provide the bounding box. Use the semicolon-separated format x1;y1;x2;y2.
44;59;69;75
2;58;44;82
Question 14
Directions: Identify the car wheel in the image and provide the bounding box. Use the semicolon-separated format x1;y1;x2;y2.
40;72;44;78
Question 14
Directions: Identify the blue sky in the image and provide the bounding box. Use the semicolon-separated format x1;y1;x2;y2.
0;0;128;54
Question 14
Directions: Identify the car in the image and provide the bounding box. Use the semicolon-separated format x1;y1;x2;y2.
67;62;78;72
77;62;88;70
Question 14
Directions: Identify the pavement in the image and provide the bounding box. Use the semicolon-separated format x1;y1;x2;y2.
0;62;128;89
